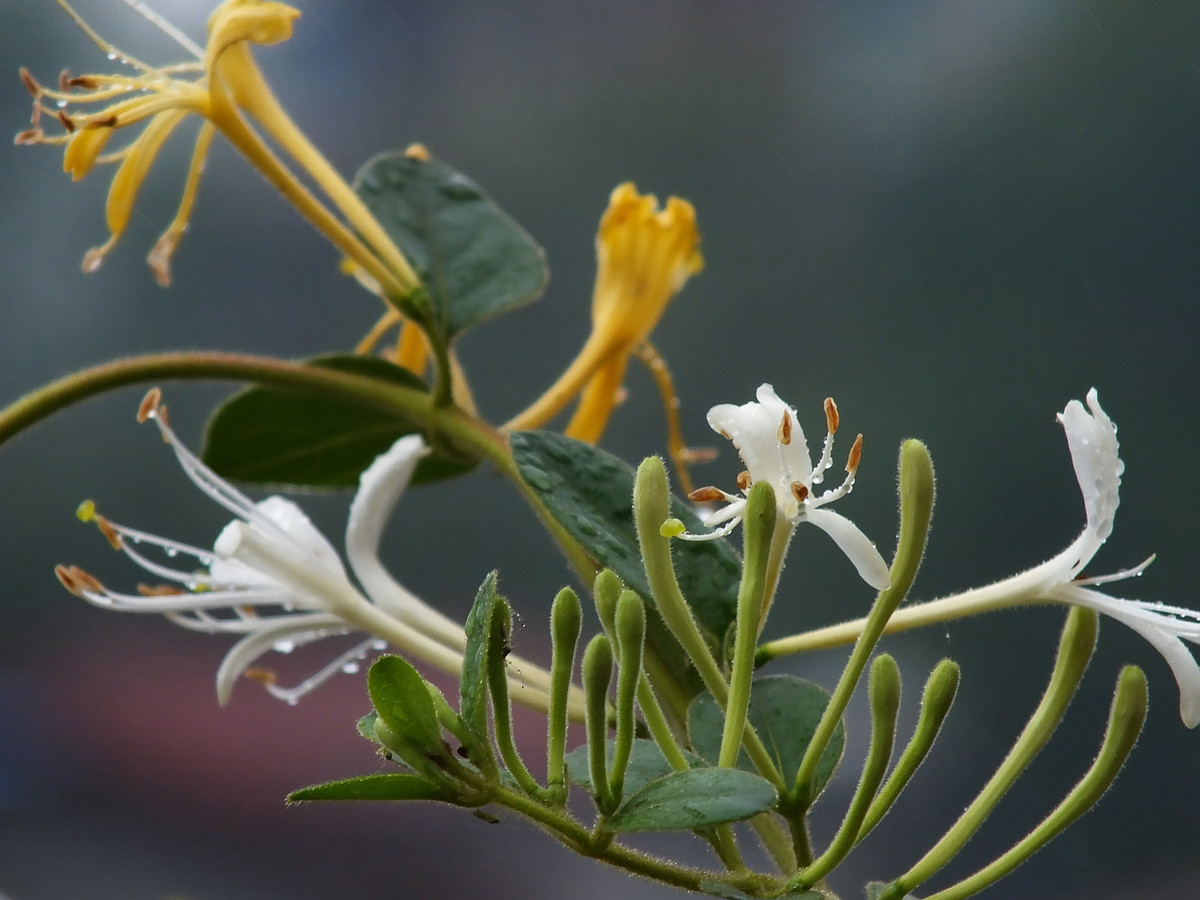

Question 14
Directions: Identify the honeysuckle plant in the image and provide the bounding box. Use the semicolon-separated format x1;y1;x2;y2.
3;3;1194;899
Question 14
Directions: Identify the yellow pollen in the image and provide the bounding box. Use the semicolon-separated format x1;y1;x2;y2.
76;499;97;522
659;517;686;538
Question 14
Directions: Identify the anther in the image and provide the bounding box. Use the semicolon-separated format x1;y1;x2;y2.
778;410;793;445
94;514;123;551
137;387;162;423
688;486;726;503
87;115;118;129
54;564;82;596
58;69;71;92
137;583;185;596
19;68;39;97
680;446;718;465
81;247;105;274
846;433;863;474
244;668;278;685
68;76;100;90
405;143;431;161
791;481;809;503
14;129;42;146
56;110;75;134
736;470;752;491
156;403;172;439
824;397;839;435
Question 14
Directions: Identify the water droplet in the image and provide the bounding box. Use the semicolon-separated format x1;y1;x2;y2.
518;464;553;491
106;52;117;61
165;547;178;558
370;639;387;651
286;696;299;707
55;99;68;109
541;443;572;465
439;175;478;201
274;640;295;654
341;662;360;674
574;515;599;537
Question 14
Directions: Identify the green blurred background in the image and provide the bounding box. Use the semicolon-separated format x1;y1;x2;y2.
2;1;1198;898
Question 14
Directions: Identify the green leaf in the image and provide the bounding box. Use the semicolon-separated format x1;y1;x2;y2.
509;431;741;655
202;354;476;489
460;571;501;744
287;773;447;803
356;711;380;743
688;675;845;805
565;738;705;797
606;768;777;833
354;151;547;340
865;883;921;900
368;655;445;757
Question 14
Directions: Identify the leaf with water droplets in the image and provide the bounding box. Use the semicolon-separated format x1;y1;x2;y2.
203;354;476;490
460;571;501;746
287;773;448;803
368;655;445;759
354;150;547;340
510;431;741;667
606;768;777;833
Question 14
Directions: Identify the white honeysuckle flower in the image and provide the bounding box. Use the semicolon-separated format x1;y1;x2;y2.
57;388;557;709
680;383;891;593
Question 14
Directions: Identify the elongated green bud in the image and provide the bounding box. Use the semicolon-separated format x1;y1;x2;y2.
926;665;1147;900
882;608;1098;900
582;633;616;812
719;481;775;770
794;654;901;889
547;587;583;802
487;600;542;797
610;590;647;804
593;568;622;636
859;658;960;840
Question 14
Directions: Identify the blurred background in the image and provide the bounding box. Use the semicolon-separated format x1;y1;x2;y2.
2;1;1199;898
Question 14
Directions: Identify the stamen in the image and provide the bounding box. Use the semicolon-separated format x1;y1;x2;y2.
55;564;83;596
66;564;104;595
778;410;793;445
56;110;76;133
736;470;752;491
824;397;839;434
680;446;718;465
791;481;809;503
68;76;101;90
846;433;863;474
88;115;118;129
689;486;726;503
138;583;185;596
244;667;277;685
14;129;42;146
94;514;123;550
19;68;39;97
58;69;72;92
137;387;162;423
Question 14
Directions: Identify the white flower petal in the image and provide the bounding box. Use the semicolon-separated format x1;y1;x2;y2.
1059;584;1200;728
1056;388;1123;571
804;507;891;591
706;383;812;491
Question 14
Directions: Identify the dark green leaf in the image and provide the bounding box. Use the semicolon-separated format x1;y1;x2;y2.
368;655;444;756
460;571;501;743
354;151;547;339
509;431;740;655
688;675;845;805
202;354;475;489
287;773;447;803
607;768;777;833
565;738;705;797
865;883;921;900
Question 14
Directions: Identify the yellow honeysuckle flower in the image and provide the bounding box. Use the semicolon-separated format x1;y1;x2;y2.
506;183;704;474
17;0;420;306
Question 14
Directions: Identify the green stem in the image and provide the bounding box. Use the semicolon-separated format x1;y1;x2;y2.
880;607;1098;900
791;440;934;806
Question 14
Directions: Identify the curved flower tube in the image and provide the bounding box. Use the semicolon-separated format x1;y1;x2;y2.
56;389;560;711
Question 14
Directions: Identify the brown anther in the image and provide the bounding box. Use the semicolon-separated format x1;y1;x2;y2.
87;115;118;129
405;142;430;161
681;446;719;465
54;564;82;596
94;514;123;551
65;565;104;595
19;68;39;97
824;397;839;435
778;410;793;445
243;668;278;686
137;387;162;423
846;433;863;473
68;75;100;90
137;583;185;597
688;486;726;503
56;110;75;134
736;470;752;491
14;128;41;146
58;69;72;91
157;403;172;438
791;481;809;503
